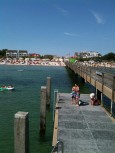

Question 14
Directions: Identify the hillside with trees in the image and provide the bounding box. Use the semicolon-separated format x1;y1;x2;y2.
0;49;7;58
101;52;115;61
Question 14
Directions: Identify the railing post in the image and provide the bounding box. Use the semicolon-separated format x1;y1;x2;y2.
79;63;80;75
112;76;115;102
90;63;91;83
57;140;63;153
53;89;58;121
110;100;113;116
14;111;29;153
95;70;97;92
85;64;87;82
111;76;115;116
97;89;101;104
40;86;47;135
46;77;51;107
51;140;63;153
81;63;82;76
101;73;104;106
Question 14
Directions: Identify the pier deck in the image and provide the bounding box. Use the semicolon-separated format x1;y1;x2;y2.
53;93;115;153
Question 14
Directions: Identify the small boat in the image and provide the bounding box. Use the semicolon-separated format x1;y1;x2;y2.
0;86;15;91
17;69;23;72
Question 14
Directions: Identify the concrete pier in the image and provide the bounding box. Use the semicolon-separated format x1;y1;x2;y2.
53;93;115;153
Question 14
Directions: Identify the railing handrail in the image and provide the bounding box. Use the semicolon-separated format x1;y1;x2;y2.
51;140;63;153
65;61;115;102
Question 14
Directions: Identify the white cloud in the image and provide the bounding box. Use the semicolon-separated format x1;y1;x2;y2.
56;6;68;15
64;32;80;37
103;36;109;40
91;11;105;24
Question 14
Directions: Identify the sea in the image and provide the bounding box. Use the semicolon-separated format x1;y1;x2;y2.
0;65;90;153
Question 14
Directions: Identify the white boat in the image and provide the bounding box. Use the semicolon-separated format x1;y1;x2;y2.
17;69;23;71
6;86;15;90
0;86;15;91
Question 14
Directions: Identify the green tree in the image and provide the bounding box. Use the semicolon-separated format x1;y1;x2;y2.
43;55;54;60
0;49;8;58
102;52;115;61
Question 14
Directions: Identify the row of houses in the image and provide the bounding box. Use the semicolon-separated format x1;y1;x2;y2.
6;50;40;58
74;51;101;58
6;50;101;59
6;50;28;58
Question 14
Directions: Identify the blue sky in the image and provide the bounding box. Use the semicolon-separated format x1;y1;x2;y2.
0;0;115;56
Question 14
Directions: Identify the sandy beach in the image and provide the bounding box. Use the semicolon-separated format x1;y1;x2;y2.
0;60;66;66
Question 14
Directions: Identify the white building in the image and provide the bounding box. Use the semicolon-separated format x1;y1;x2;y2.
6;50;28;58
75;51;101;59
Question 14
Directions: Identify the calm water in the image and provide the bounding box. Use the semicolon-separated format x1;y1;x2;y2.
0;65;89;153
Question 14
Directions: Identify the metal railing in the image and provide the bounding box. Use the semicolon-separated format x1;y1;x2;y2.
51;140;63;153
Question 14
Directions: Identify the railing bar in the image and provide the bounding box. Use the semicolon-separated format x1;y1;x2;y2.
51;140;63;153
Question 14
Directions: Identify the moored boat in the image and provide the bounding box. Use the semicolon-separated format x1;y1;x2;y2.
0;86;15;91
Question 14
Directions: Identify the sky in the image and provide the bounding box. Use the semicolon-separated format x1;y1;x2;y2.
0;0;115;57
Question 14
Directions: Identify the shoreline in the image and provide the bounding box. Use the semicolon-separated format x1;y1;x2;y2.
0;62;66;67
0;61;115;68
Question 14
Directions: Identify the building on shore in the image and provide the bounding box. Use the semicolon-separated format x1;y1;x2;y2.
6;50;28;58
74;51;101;59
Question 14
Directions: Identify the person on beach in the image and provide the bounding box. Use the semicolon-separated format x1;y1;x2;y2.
90;93;99;105
71;84;80;106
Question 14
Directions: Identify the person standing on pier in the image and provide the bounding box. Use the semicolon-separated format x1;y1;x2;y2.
71;84;80;106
